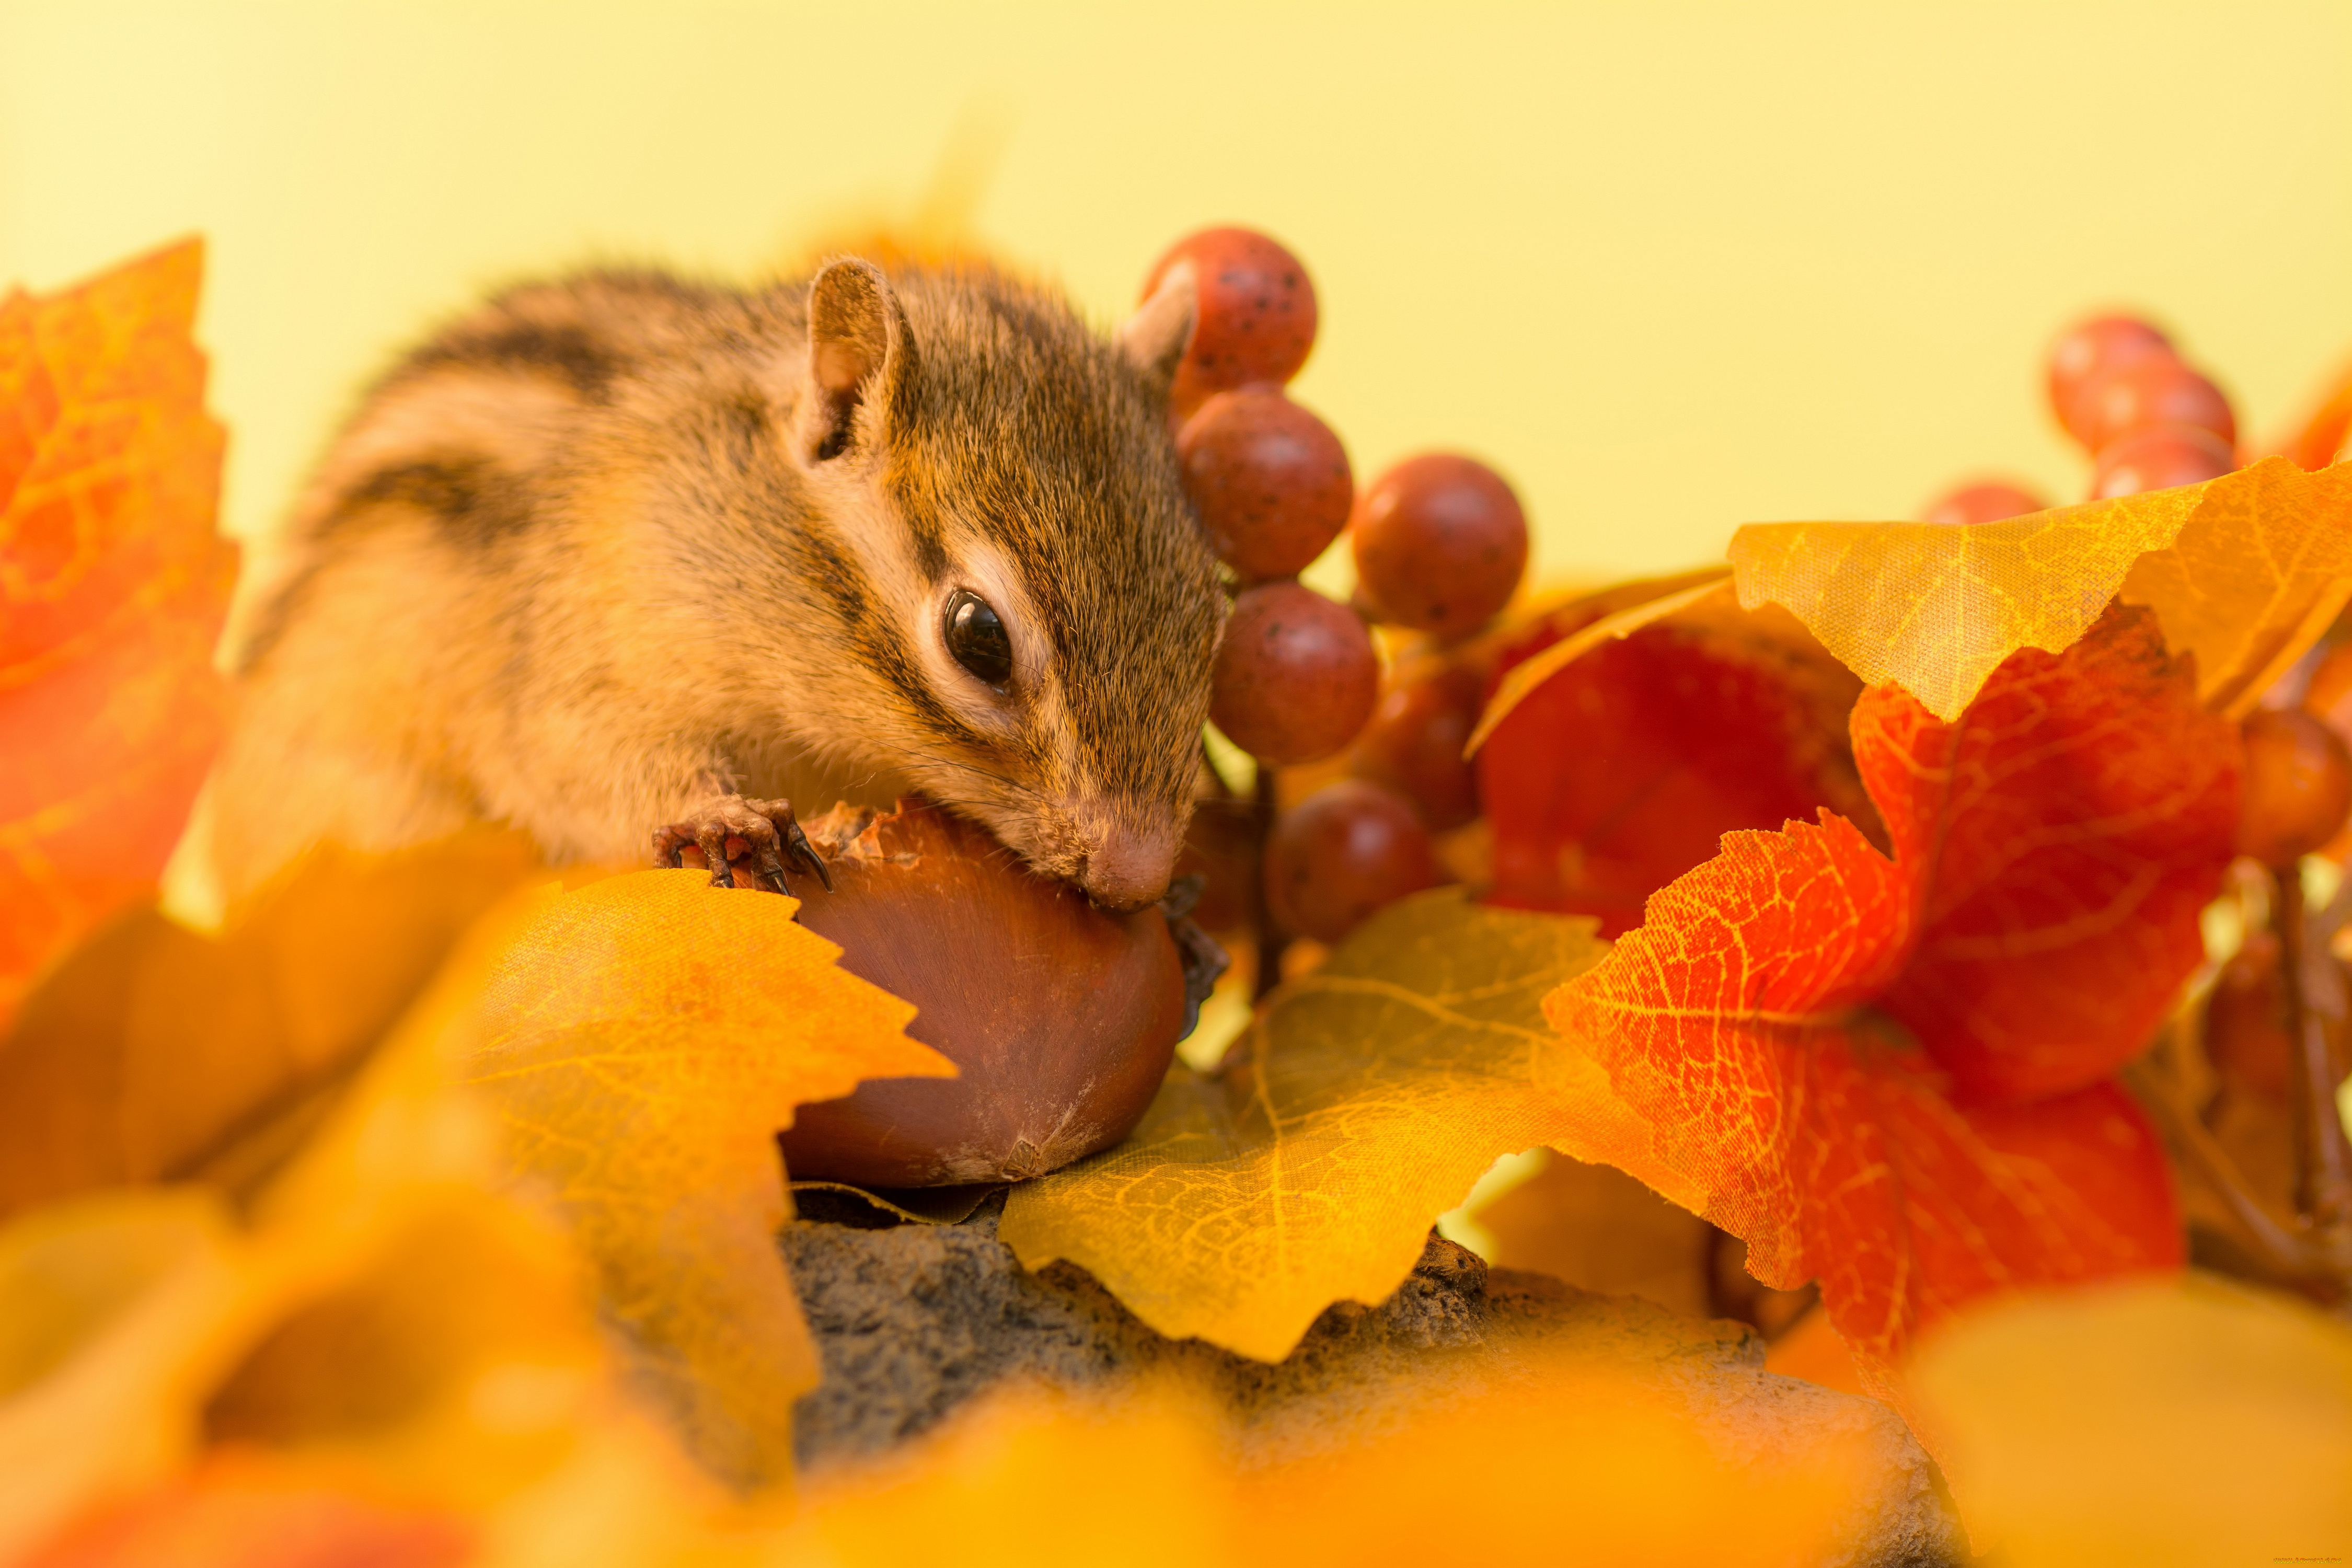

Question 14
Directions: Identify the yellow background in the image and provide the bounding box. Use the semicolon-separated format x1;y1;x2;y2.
3;1;2348;596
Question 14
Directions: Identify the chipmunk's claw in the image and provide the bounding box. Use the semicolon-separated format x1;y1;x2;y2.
653;794;830;894
783;815;834;892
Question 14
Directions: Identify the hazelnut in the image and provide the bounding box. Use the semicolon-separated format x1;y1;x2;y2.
776;800;1185;1187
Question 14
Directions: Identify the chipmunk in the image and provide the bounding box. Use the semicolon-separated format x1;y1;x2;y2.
209;257;1224;912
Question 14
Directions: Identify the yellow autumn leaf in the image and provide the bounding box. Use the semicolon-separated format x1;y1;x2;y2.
0;1190;248;1562
2115;458;2352;716
0;831;541;1220
1728;456;2352;720
1461;1148;1713;1319
1905;1274;2352;1565
997;889;1648;1362
445;870;951;1489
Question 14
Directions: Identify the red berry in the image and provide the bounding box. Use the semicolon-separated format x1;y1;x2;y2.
1144;227;1317;415
2304;641;2352;733
1351;663;1484;830
2048;315;2172;442
2090;425;2234;498
2072;355;2236;451
1210;581;1380;765
2236;708;2352;868
1921;480;2048;525
1177;389;1354;581
1264;779;1440;943
2203;929;2352;1102
2205;931;2295;1102
1352;454;1528;641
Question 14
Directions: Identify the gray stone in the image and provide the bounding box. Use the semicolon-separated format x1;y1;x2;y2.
781;1195;1962;1566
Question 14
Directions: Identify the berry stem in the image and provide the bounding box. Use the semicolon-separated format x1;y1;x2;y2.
2272;866;2352;1239
1252;766;1287;1002
2129;1050;2321;1278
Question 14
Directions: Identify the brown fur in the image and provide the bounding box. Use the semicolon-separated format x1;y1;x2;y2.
212;259;1223;909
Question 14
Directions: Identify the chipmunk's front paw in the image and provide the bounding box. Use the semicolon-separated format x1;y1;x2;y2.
652;795;833;894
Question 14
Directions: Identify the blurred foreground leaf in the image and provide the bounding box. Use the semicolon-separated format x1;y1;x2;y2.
785;1360;1873;1568
0;914;775;1566
1907;1275;2352;1564
0;833;540;1220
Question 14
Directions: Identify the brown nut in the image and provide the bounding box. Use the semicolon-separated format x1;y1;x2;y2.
777;800;1183;1187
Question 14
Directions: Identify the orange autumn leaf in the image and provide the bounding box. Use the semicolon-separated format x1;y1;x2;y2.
1729;456;2352;721
24;1459;472;1568
1766;1306;1867;1398
0;240;235;1027
444;870;951;1488
1479;589;1871;937
1540;606;2227;1393
0;833;541;1220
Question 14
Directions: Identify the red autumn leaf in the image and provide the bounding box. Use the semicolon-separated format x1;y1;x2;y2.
1542;605;2227;1391
0;240;234;1025
1480;593;1872;937
1863;607;2241;1101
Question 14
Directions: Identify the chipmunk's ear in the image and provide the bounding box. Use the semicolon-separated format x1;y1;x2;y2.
803;258;913;463
1116;261;1196;395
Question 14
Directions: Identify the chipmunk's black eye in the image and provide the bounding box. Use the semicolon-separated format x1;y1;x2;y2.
944;590;1013;688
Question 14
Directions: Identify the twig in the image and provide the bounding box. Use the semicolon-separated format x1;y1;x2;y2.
2125;1057;2329;1280
2273;866;2352;1240
1252;766;1286;1002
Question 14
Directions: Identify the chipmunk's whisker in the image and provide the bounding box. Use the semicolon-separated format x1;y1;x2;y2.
894;746;1043;801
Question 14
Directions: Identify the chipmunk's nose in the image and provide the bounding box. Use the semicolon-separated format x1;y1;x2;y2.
1079;821;1180;913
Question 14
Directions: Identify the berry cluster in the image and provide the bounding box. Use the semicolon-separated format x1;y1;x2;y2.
2050;315;2239;499
2204;691;2352;1110
1146;228;1529;948
1921;313;2245;525
1913;313;2352;1112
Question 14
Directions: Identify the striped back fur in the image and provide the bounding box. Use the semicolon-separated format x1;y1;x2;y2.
211;258;1224;907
